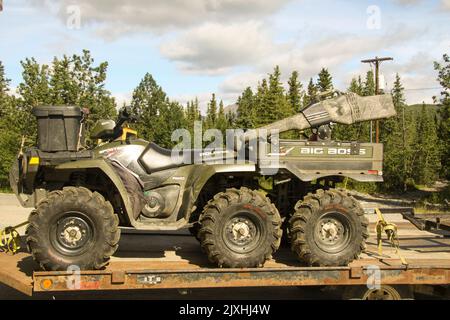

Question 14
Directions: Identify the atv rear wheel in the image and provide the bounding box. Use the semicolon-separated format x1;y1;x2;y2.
26;187;120;271
199;188;282;268
289;189;368;266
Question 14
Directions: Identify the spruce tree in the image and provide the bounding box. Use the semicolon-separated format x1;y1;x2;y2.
363;70;376;96
303;78;317;108
413;103;441;185
254;79;269;127
287;70;303;112
317;68;333;93
206;93;218;129
348;77;364;96
267;66;291;121
186;99;201;129
381;74;415;190
434;54;450;179
216;100;228;134
236;87;256;129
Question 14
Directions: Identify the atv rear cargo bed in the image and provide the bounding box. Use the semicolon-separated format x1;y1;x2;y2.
1;215;449;297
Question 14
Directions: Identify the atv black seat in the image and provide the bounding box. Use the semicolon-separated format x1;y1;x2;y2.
138;142;235;174
138;142;188;173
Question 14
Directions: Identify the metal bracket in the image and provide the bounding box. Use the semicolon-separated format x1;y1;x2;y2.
350;142;360;155
350;267;363;279
111;271;126;284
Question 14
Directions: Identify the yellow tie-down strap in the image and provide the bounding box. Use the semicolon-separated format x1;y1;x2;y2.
375;208;408;266
0;221;29;255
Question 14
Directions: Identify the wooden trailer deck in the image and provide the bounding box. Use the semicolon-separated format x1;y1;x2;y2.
0;215;449;297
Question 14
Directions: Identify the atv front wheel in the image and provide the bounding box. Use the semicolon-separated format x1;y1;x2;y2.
26;187;120;271
289;189;368;266
199;188;282;268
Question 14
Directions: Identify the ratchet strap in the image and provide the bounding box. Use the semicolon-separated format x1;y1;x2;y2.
0;221;29;255
375;208;408;266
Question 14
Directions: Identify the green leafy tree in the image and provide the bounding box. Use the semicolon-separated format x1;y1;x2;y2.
0;62;21;188
159;101;187;148
17;51;117;139
0;61;10;98
131;72;187;148
71;51;117;123
131;73;169;143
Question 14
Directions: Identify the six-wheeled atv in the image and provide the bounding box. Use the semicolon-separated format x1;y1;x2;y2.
9;92;396;271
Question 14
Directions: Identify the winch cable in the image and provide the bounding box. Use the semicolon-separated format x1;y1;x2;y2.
375;208;408;266
0;221;29;255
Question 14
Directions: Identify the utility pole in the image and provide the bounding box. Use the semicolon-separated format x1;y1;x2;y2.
361;56;393;143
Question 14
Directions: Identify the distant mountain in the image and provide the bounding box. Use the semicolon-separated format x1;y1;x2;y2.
407;104;439;113
406;104;441;120
224;103;238;115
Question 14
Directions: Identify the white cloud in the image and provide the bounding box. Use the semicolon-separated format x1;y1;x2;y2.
441;0;450;10
392;0;423;5
25;0;448;107
160;21;281;75
219;72;264;94
161;16;418;78
29;0;292;38
113;92;132;107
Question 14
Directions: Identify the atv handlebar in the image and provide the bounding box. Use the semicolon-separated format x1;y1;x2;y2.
115;106;139;127
107;107;139;141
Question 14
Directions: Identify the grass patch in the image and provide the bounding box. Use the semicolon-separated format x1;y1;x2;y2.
0;186;12;193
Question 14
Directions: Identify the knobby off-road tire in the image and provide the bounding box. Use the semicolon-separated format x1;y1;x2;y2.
289;189;369;266
26;187;120;271
199;188;282;268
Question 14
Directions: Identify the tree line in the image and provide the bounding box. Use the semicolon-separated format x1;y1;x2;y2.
0;50;448;194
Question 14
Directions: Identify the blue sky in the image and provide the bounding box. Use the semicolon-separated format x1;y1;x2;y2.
0;0;449;112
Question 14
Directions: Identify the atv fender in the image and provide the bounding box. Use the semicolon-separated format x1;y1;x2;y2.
55;159;137;226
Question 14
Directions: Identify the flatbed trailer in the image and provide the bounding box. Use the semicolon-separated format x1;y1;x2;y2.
1;214;449;298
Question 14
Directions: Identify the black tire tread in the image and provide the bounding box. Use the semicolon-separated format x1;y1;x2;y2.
289;188;368;267
26;186;120;271
198;187;282;268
